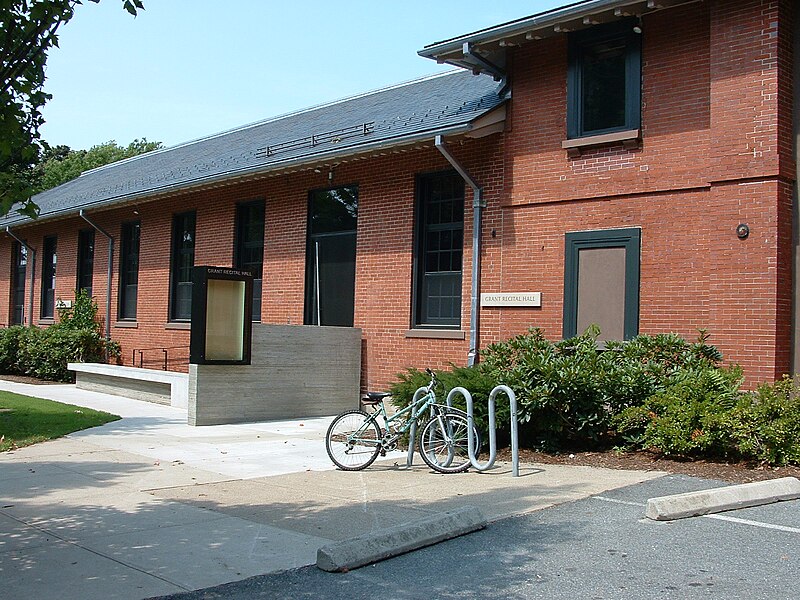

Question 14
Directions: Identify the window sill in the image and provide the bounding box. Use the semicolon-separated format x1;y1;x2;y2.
165;322;190;330
38;318;55;326
405;329;466;340
562;129;641;158
114;321;138;329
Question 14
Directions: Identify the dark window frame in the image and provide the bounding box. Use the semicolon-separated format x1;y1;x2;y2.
118;220;141;321
567;20;642;139
76;228;95;297
10;241;26;325
234;199;265;322
303;184;359;327
563;227;641;340
411;170;465;329
40;235;57;319
169;211;196;322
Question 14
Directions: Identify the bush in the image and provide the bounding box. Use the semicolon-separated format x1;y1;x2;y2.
0;326;26;374
479;327;725;448
389;365;502;441
0;290;119;382
725;376;800;465
613;366;743;458
388;328;800;465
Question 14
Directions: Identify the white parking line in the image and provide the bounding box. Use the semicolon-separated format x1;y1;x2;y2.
593;496;645;507
593;495;800;534
702;514;800;534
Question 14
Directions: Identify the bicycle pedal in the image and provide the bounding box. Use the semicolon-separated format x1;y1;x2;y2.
380;449;387;457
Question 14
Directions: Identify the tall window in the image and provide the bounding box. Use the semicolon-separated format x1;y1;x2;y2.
41;236;57;319
77;229;95;296
10;241;26;325
235;200;265;322
304;186;358;327
414;171;464;328
118;221;140;320
567;21;641;138
170;211;196;321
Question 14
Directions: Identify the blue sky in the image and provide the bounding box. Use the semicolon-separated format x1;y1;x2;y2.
40;0;565;150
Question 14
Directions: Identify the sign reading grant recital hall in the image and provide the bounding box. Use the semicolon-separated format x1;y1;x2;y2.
190;266;253;365
480;292;541;307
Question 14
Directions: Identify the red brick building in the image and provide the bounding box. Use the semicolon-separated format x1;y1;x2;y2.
0;0;797;390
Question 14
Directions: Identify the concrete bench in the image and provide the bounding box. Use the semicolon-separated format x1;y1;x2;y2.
68;362;189;409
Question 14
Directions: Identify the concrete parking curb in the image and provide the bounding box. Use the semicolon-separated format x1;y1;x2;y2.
316;506;486;572
646;476;800;521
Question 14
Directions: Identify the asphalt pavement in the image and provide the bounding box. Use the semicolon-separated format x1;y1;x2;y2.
149;474;800;600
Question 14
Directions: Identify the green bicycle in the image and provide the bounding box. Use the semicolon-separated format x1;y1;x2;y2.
325;369;479;473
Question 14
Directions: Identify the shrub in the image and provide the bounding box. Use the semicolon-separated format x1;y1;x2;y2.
0;290;119;383
613;366;743;458
479;328;726;448
389;365;501;440
0;326;26;374
724;376;800;465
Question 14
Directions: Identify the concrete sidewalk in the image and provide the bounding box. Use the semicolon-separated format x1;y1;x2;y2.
0;381;667;599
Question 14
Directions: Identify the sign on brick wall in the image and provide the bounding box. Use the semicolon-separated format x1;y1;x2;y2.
480;292;541;307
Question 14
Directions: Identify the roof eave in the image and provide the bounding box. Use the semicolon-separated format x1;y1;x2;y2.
1;122;485;229
419;0;696;69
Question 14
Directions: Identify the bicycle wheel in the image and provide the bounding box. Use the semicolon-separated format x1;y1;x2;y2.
418;411;478;474
325;410;382;471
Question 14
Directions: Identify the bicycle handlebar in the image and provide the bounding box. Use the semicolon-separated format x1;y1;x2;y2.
425;368;437;391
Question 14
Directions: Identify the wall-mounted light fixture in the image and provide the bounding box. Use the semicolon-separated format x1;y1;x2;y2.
633;17;643;34
736;223;750;239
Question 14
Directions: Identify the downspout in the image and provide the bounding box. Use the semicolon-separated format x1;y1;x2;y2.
79;210;114;345
435;135;485;366
5;228;35;327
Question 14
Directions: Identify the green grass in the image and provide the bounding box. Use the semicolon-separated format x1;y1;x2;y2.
0;391;120;452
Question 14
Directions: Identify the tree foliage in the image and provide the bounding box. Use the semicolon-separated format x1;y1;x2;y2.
0;0;144;218
33;138;162;192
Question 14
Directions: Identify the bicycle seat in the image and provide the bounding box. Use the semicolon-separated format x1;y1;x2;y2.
363;392;391;404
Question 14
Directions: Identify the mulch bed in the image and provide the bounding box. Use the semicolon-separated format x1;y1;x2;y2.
498;447;800;484
0;374;62;385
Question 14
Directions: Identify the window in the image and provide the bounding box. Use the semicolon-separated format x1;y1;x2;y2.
563;228;640;341
10;241;26;325
41;236;57;319
234;200;265;322
77;229;95;296
304;186;358;327
118;221;140;320
170;211;196;321
413;171;464;328
567;21;641;139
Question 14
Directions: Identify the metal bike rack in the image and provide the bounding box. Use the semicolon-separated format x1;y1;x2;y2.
406;386;429;467
447;385;520;477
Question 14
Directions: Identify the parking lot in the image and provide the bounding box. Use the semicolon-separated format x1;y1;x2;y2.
153;474;800;600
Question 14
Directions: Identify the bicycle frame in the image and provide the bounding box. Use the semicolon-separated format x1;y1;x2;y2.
347;377;449;450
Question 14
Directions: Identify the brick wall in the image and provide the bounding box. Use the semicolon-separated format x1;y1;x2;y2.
495;0;795;384
0;0;793;395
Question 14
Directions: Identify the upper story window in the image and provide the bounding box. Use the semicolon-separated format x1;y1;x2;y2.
170;211;196;321
413;171;464;329
41;236;57;319
567;20;641;139
118;221;140;320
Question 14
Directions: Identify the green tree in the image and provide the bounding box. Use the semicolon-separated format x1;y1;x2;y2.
0;0;144;218
34;138;162;192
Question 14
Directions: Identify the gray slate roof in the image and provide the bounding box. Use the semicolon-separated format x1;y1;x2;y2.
3;70;503;227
